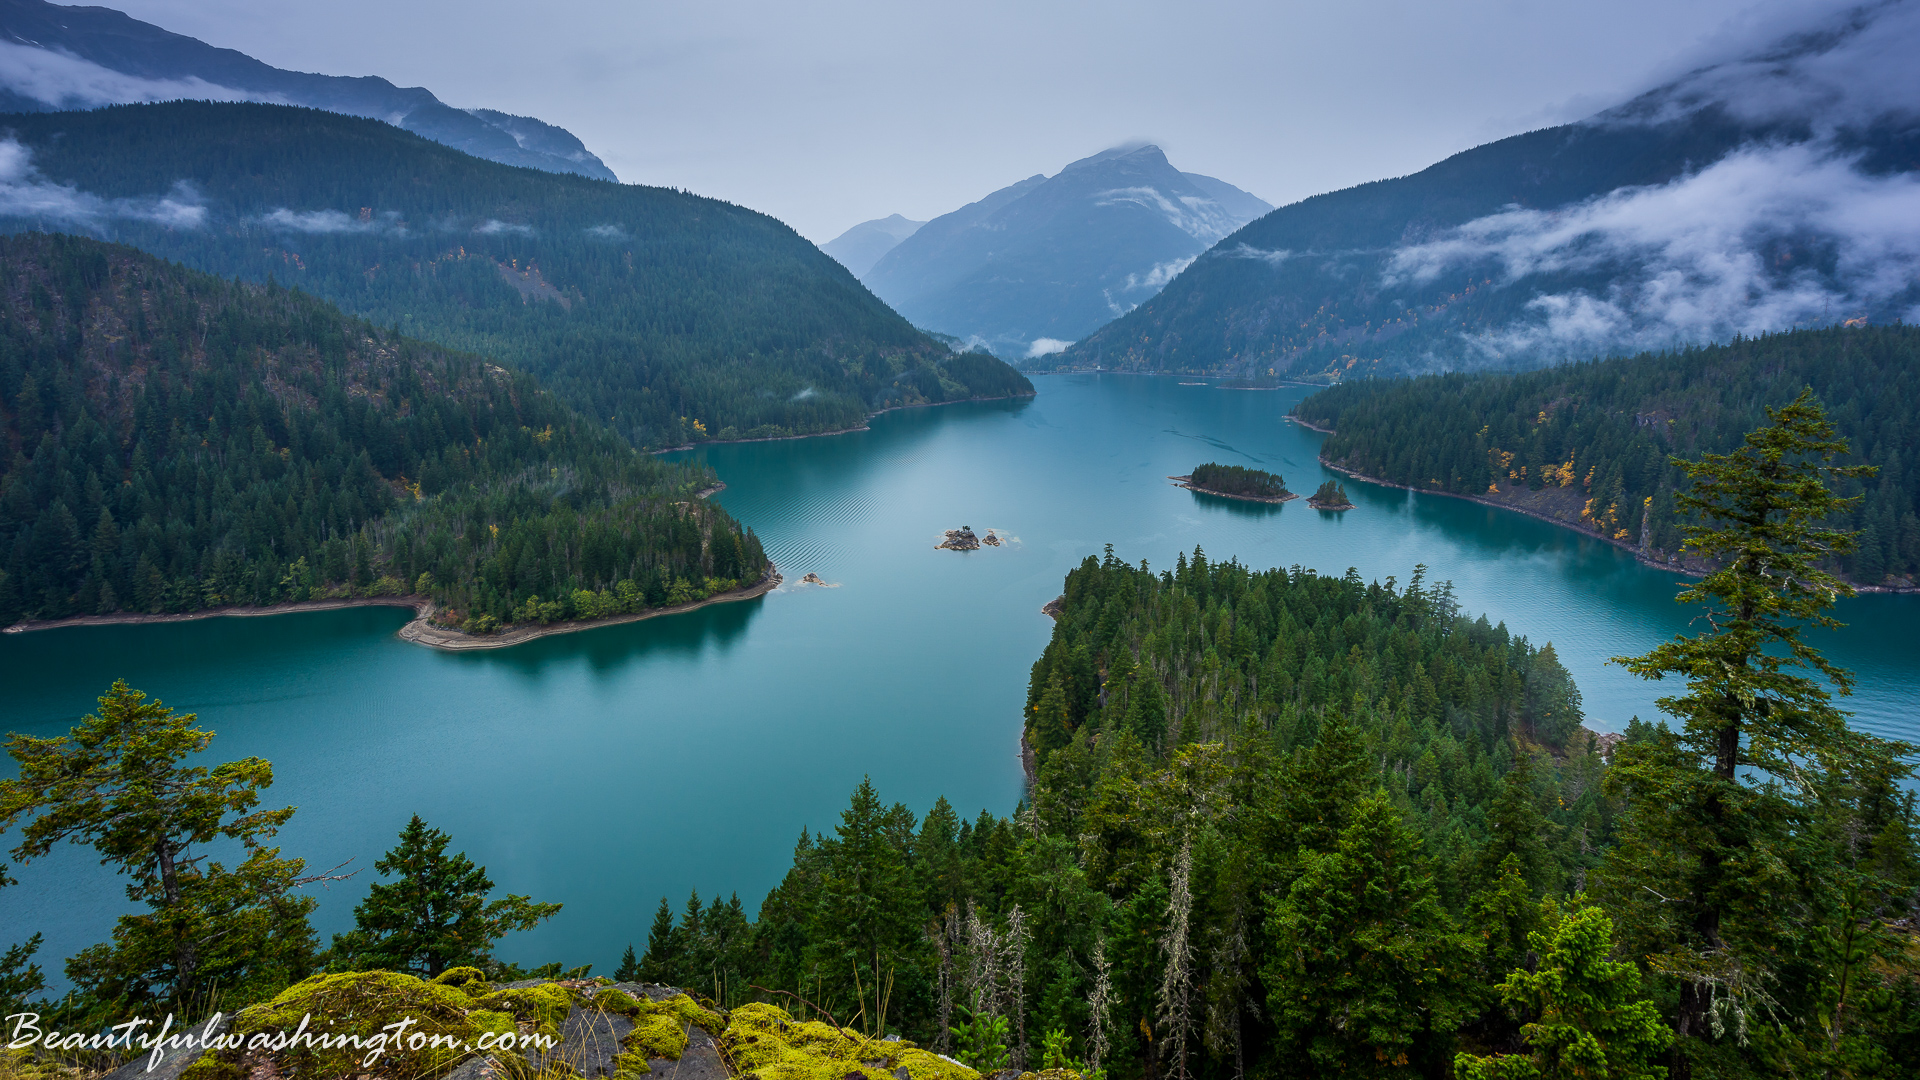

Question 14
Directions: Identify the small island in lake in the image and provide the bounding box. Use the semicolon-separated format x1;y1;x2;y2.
938;526;1006;550
1308;479;1356;510
1171;462;1298;503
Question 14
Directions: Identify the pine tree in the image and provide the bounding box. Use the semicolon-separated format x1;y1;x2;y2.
1;680;318;1008
638;896;679;984
614;943;640;983
330;815;559;977
1456;905;1671;1080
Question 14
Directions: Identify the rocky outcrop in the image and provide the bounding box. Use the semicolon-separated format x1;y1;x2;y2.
938;527;981;551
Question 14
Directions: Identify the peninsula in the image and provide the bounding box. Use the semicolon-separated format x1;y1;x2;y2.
1170;462;1298;503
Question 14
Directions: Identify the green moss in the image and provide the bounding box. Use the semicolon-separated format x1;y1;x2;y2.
610;1050;653;1078
432;967;494;997
624;1012;688;1061
229;971;481;1080
472;983;576;1035
588;988;643;1017
175;1056;240;1080
649;993;725;1037
719;1003;975;1080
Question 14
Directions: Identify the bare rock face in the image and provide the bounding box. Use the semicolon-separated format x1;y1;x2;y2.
937;526;981;551
96;1016;230;1080
526;1005;634;1078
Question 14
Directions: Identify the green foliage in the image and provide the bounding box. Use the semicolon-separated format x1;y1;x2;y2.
0;102;1032;450
1455;904;1671;1080
0;680;315;1009
1186;463;1288;499
1310;479;1350;506
952;1004;1012;1071
328;814;560;977
0;233;767;627
1598;391;1920;1072
0;934;46;1017
1294;325;1920;583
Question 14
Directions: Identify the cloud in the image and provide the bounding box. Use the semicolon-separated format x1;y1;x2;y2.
1026;338;1073;357
584;223;628;239
0;41;264;110
1222;243;1295;266
789;386;816;401
475;219;535;236
1383;140;1920;357
0;139;206;230
258;208;406;234
1609;0;1920;132
1123;255;1196;292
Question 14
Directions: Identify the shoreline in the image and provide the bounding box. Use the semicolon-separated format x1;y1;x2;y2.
1296;424;1918;593
2;567;786;649
398;568;782;650
1284;415;1336;435
1168;475;1300;504
653;389;1037;454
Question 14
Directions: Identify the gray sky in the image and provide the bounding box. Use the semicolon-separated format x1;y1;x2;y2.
99;0;1847;242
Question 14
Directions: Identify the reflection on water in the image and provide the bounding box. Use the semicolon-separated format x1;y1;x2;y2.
3;374;1915;986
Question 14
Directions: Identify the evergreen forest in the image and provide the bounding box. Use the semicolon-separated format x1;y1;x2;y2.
0;103;1033;450
1294;325;1920;584
0;232;766;629
1185;463;1289;500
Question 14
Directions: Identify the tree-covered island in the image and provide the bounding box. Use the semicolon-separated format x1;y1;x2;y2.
1306;479;1353;509
1172;462;1296;502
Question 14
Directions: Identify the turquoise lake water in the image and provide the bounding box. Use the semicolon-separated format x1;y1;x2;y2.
3;374;1915;979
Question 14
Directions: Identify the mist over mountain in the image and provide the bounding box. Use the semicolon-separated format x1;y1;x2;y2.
1062;0;1920;378
0;102;1030;448
860;144;1271;359
0;0;617;180
821;214;925;277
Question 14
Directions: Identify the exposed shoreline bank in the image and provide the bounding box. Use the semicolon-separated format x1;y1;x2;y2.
652;389;1037;455
1168;475;1299;504
398;568;783;650
2;568;785;649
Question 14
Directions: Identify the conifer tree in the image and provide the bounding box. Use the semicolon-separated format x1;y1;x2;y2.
614;943;640;983
639;897;679;984
1;680;318;1008
330;815;559;977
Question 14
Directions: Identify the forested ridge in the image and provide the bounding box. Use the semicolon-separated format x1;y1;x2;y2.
0;232;767;629
0;102;1032;450
1295;325;1920;584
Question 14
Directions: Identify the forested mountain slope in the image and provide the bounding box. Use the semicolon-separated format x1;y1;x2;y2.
1294;325;1920;585
0;0;617;179
0;103;1031;449
1061;2;1920;378
0;232;766;629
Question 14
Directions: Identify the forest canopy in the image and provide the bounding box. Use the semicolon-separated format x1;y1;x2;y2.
0;232;765;629
1186;462;1289;500
1294;325;1920;583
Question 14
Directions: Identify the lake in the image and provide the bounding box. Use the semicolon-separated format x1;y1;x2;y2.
3;373;1915;980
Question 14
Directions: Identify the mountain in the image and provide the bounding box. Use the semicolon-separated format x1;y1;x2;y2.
1060;0;1920;378
0;101;1032;449
0;0;617;180
821;214;926;277
0;232;767;630
860;144;1272;358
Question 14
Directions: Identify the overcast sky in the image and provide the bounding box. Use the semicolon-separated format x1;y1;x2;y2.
96;0;1852;242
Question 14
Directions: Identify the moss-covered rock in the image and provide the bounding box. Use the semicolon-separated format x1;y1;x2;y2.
719;1003;979;1080
433;967;495;998
226;971;483;1080
586;988;643;1018
647;994;725;1038
472;984;576;1035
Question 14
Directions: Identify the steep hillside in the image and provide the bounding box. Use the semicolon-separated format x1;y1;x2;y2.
0;102;1032;449
0;0;616;179
1064;2;1920;377
1294;325;1920;586
0;232;768;630
862;144;1271;358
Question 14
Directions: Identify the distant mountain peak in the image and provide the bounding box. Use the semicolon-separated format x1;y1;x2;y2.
0;0;618;181
821;214;928;278
861;145;1272;357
